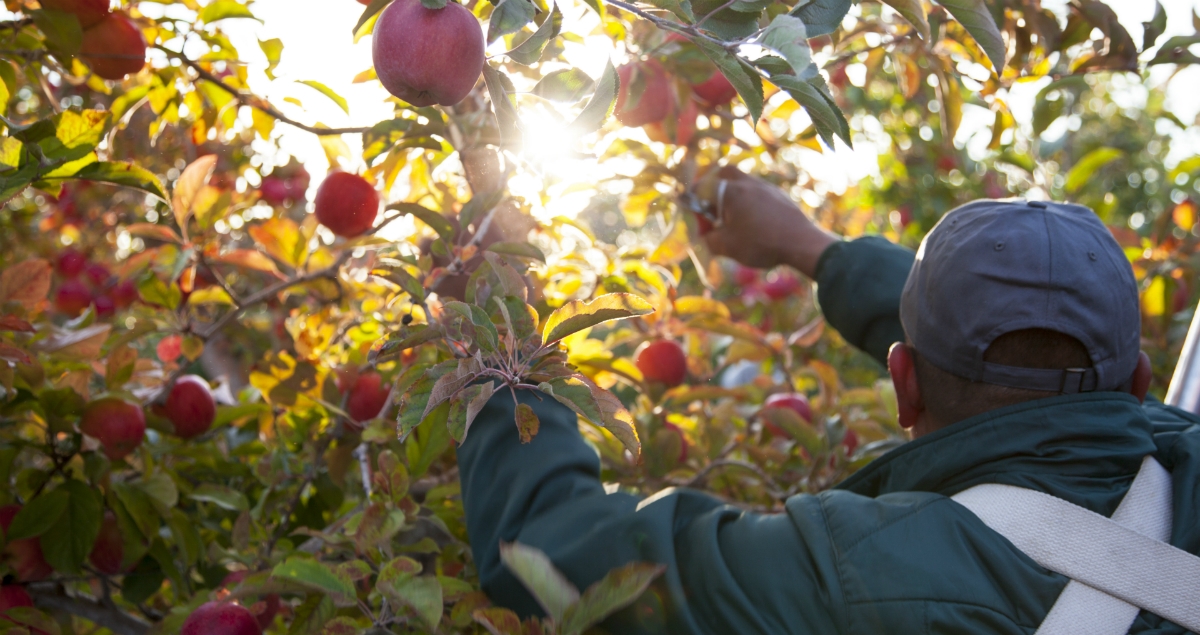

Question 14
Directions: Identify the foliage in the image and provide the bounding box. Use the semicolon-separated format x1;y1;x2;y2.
0;0;1197;633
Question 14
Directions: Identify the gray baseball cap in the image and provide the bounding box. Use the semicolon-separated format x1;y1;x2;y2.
900;199;1140;394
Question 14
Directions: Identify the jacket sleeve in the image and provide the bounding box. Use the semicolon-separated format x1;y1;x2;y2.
457;388;843;635
814;236;915;366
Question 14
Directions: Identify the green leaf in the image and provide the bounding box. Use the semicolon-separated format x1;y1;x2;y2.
506;2;563;65
542;376;605;423
353;0;392;35
935;0;1005;72
788;0;851;37
42;110;109;160
40;480;102;574
542;293;655;344
137;275;181;310
32;9;82;55
420;354;483;419
642;0;694;23
372;323;443;363
1065;147;1123;193
1140;1;1166;51
73;161;168;201
199;0;261;23
500;542;580;622
489;0;537;43
482;64;522;148
290;594;335;635
445;302;499;353
487;241;546;262
754;16;812;76
271;557;355;597
771;74;846;147
881;0;930;41
560;562;666;635
532;69;595;102
112;483;159;542
499;295;537;340
377;557;442;629
391;202;453;239
515;402;540;443
5;489;69;540
571;60;619;134
259;38;284;80
6;607;61;635
691;38;764;121
189;484;249;511
398;361;457;437
447;382;495;444
420;0;448;8
296;80;349;115
692;0;760;38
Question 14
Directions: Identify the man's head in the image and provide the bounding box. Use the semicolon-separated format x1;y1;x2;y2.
889;199;1150;437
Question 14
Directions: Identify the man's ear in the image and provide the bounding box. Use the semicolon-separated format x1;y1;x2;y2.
888;343;924;430
1130;351;1152;404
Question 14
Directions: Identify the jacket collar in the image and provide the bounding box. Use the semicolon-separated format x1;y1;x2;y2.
836;393;1157;516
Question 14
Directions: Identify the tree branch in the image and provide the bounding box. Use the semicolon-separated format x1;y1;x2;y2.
31;587;152;635
162;48;373;137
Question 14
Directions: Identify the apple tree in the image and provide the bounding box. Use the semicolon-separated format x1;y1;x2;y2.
0;0;1198;633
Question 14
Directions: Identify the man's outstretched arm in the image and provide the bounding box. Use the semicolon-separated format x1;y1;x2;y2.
456;388;844;634
701;168;914;366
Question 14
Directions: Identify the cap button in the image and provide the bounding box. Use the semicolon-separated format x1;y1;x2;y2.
1028;200;1048;209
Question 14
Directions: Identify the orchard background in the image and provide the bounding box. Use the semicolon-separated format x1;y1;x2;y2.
0;0;1198;632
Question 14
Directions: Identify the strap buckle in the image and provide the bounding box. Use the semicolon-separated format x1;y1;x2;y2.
1060;368;1090;394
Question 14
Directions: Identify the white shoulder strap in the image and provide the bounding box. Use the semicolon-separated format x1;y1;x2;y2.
951;457;1200;634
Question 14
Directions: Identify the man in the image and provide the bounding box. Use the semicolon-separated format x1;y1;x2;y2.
456;168;1200;634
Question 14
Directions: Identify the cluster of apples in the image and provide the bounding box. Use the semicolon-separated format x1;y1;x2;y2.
733;266;803;301
615;36;738;146
43;0;147;80
80;373;216;461
52;248;137;318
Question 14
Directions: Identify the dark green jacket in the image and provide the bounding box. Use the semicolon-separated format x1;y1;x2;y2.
457;237;1200;634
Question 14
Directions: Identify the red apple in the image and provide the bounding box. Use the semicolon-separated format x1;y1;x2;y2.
347;371;389;425
181;602;262;635
761;392;812;437
56;249;88;278
843;429;859;456
636;339;688;387
111;279;138;308
314;172;380;238
165;375;216;439
691;70;737;108
645;97;698;146
734;265;759;287
54;280;93;316
0;506;52;582
40;0;110;28
80;13;147;80
372;0;485;107
88;511;124;575
222;571;280;630
762;272;800;300
84;262;112;287
616;60;674;128
0;585;33;614
93;294;115;318
662;421;688;463
80;397;146;461
259;176;289;206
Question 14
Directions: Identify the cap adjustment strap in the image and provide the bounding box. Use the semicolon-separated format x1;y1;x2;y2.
979;362;1099;394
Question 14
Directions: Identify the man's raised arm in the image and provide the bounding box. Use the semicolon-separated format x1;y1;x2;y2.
701;168;915;366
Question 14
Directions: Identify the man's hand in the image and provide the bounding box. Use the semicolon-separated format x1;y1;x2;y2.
698;166;841;279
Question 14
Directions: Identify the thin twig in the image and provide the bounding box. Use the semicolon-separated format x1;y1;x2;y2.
163;49;372;136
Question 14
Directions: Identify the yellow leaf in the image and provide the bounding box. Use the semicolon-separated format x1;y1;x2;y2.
1173;200;1196;231
172;155;218;236
188;287;234;306
249;217;306;269
1143;276;1166;317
